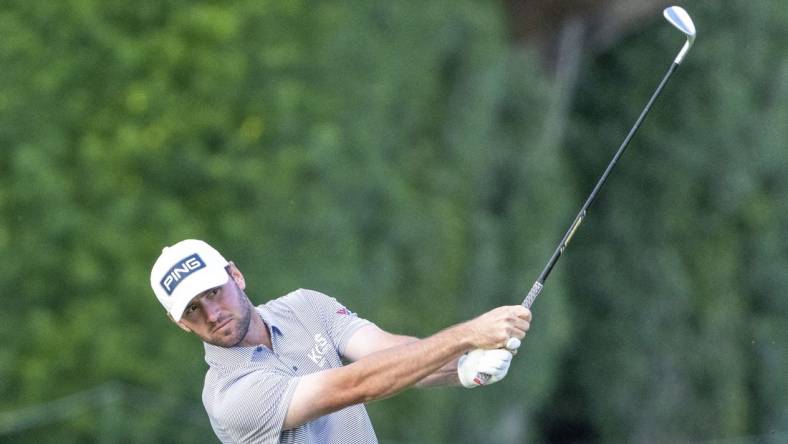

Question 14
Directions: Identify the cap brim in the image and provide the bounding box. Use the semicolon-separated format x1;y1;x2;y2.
168;267;230;322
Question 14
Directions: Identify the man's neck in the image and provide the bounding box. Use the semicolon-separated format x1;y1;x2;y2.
236;307;272;349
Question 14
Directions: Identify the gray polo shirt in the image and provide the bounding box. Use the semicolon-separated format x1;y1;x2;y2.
202;289;378;443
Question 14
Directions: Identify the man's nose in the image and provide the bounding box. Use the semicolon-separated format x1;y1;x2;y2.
202;299;222;322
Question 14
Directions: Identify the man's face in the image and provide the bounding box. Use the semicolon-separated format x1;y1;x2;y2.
176;264;253;348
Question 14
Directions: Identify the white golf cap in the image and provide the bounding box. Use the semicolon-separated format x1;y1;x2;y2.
150;239;229;322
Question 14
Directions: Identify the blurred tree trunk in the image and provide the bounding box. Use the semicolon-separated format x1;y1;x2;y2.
506;0;673;70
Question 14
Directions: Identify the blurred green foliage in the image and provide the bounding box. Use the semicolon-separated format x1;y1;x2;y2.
0;1;786;443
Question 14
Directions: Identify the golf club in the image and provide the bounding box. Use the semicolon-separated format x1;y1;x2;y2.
521;5;696;309
475;6;696;383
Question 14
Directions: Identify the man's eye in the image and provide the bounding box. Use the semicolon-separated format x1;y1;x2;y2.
186;304;198;314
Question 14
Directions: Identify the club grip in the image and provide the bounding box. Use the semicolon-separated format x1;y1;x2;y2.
522;281;544;309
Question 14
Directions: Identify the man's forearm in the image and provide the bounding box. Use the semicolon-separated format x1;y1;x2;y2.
339;324;472;403
375;334;460;388
286;323;472;428
415;357;460;387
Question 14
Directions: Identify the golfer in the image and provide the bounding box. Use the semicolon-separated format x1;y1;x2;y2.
150;239;531;443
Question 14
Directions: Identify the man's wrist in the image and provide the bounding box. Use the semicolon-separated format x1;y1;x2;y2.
444;321;477;353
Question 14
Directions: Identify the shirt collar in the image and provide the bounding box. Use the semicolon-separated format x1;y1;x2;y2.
203;305;283;366
257;304;284;338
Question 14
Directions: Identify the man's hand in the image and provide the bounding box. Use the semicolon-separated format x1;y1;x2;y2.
457;349;514;388
463;305;531;350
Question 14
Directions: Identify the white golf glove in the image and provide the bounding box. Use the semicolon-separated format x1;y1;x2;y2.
457;348;514;388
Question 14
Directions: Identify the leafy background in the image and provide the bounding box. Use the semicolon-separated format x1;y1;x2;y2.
1;1;787;443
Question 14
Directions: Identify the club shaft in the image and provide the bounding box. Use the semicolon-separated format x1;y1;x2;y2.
522;62;680;308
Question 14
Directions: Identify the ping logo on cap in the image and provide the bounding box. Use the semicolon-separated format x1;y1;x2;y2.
160;254;206;295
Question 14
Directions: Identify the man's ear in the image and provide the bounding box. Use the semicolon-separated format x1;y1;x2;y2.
227;261;246;291
168;312;192;333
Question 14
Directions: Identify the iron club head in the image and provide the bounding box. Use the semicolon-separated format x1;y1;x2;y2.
663;6;696;64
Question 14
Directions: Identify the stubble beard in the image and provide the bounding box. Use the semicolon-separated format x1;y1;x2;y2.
205;293;253;348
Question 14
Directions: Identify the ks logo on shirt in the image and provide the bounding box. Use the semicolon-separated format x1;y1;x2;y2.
308;333;330;368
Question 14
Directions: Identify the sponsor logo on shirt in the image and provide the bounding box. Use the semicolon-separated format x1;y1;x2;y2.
307;333;330;368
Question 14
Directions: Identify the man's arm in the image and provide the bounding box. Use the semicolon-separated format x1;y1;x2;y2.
283;305;531;430
342;325;460;387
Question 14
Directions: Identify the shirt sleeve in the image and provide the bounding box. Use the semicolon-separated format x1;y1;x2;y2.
297;288;374;355
215;370;300;443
